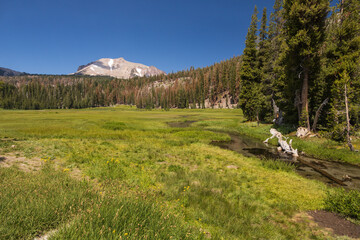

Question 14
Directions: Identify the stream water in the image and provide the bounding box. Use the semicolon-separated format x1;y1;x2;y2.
168;121;360;190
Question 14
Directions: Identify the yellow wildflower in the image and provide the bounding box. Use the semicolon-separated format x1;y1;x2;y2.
124;233;128;236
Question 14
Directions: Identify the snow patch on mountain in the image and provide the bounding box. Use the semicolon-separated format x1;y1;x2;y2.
108;59;114;71
135;67;142;76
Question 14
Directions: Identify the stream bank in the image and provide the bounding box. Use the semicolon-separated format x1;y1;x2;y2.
210;131;360;190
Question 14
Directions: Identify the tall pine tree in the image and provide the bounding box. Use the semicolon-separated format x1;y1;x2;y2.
258;8;273;121
239;6;265;122
282;0;329;129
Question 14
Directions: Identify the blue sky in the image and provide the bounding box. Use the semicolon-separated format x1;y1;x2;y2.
1;0;276;74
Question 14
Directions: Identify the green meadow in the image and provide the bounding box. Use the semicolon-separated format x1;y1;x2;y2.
0;106;358;239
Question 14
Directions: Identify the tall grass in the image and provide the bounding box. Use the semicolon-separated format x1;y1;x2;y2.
0;165;95;239
52;194;202;239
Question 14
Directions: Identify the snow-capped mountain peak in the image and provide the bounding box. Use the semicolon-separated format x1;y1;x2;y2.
73;57;166;79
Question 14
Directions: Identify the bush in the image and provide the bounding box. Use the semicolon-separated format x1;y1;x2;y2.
325;188;360;220
261;159;295;172
330;125;346;142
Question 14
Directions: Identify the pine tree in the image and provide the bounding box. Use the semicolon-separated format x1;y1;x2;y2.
239;6;265;122
268;0;285;102
258;8;273;121
282;0;329;129
323;0;360;142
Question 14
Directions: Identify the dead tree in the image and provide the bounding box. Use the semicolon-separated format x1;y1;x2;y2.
272;99;283;125
344;84;355;151
264;129;299;157
311;98;329;132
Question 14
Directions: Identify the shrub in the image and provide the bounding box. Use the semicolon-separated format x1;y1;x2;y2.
325;188;360;220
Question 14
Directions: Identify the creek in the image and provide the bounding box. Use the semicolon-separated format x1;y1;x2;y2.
168;120;360;190
211;132;360;190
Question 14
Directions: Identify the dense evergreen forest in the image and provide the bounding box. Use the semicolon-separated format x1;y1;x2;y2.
0;0;359;140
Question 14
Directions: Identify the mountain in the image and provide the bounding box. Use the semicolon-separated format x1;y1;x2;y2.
72;57;166;79
0;67;26;76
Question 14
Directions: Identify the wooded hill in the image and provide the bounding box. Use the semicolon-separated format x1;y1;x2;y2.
0;0;359;139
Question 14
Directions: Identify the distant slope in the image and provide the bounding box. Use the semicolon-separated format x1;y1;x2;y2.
72;57;166;79
0;67;26;76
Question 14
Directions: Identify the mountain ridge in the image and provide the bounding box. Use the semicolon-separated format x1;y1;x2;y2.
0;67;27;76
72;57;166;79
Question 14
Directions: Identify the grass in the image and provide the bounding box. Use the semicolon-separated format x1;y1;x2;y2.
0;165;198;240
0;106;347;239
0;164;95;239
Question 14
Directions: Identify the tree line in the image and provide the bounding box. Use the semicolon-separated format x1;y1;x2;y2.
0;56;242;110
238;0;359;145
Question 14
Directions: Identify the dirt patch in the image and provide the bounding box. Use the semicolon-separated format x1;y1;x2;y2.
226;165;239;169
0;154;43;172
308;210;360;238
0;154;87;181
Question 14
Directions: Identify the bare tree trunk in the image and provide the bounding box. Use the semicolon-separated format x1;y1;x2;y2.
256;112;260;126
344;84;355;151
295;90;301;122
312;98;329;132
272;99;283;125
340;0;344;16
301;65;310;131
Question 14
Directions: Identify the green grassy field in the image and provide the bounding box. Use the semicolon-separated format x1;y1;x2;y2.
0;106;356;239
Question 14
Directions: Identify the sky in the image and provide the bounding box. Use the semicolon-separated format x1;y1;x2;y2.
0;0;276;74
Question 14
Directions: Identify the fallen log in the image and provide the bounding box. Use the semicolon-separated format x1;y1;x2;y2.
263;130;347;186
297;158;347;186
264;128;299;157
